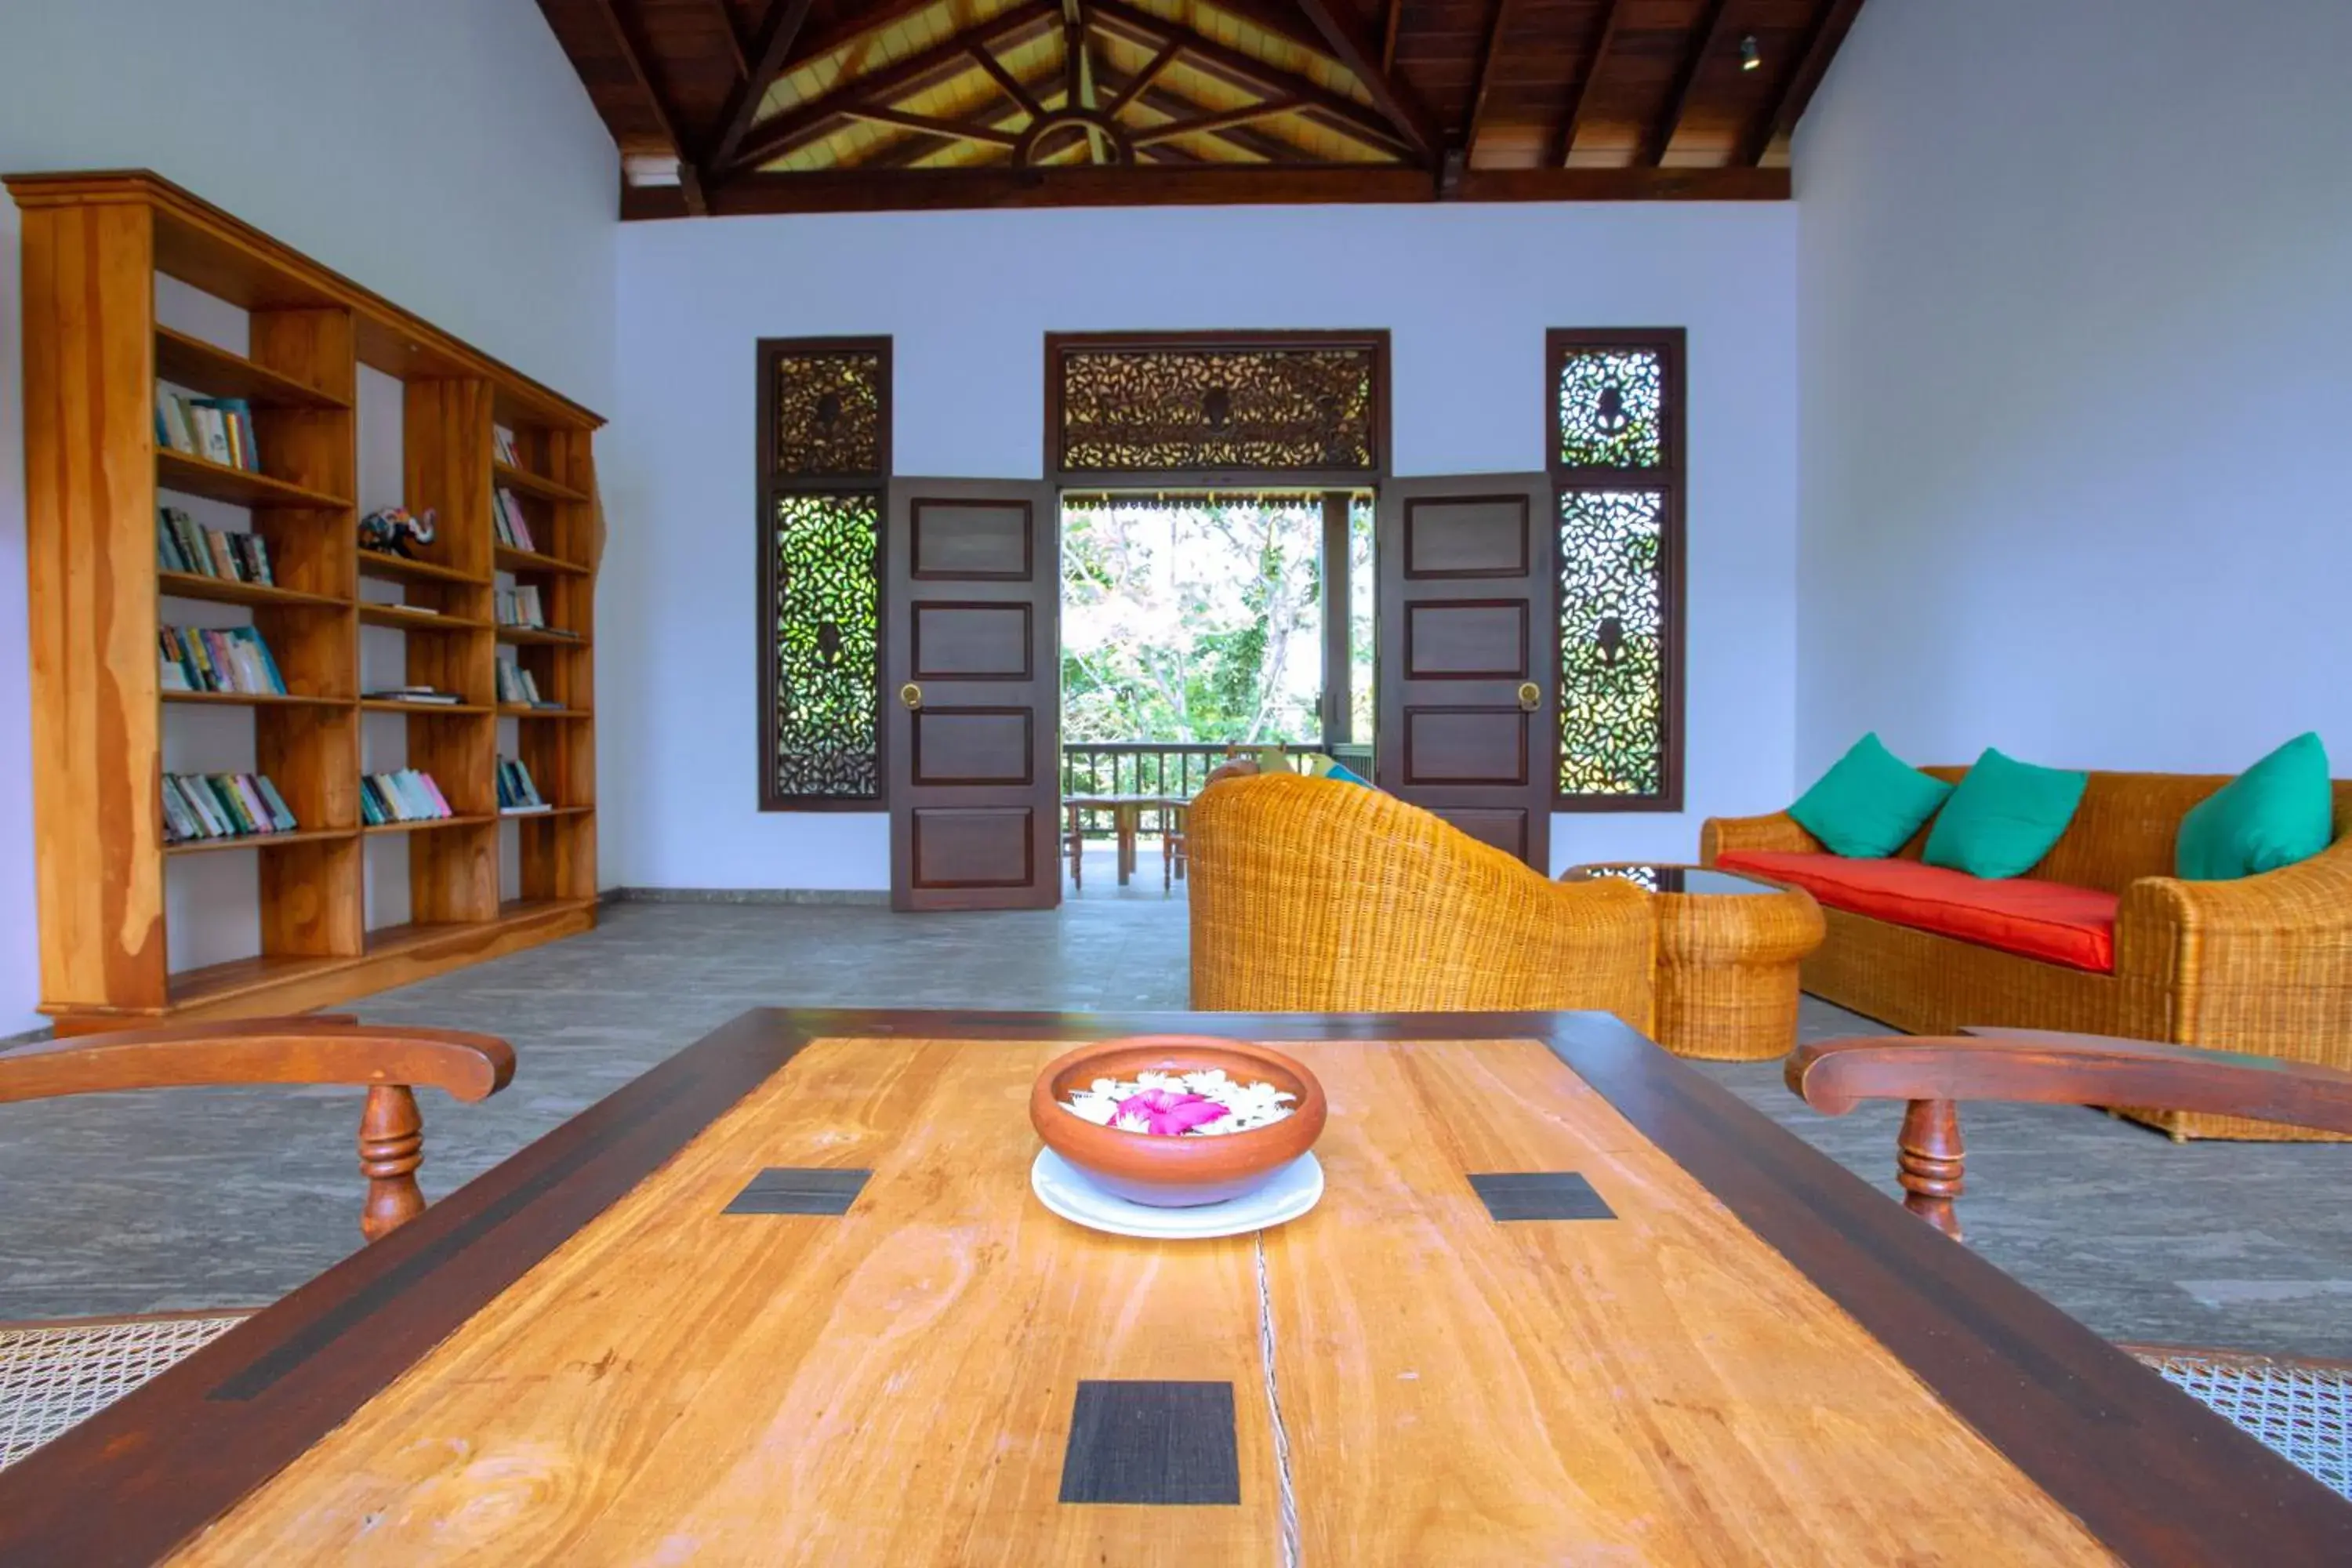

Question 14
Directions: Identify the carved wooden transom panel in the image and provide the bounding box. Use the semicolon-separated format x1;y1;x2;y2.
1050;336;1386;478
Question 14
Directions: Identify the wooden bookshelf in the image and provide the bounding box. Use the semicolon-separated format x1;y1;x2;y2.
10;169;603;1034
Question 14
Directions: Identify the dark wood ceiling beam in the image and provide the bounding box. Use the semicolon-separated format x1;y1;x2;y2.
706;0;820;174
1098;57;1311;163
620;162;1789;218
968;37;1047;119
1287;0;1442;161
1461;0;1522;157
1380;0;1403;74
1088;1;1412;160
1740;0;1868;164
702;0;752;78
1550;0;1628;167
1646;0;1737;166
730;4;1062;169
841;103;1023;147
786;0;962;71
583;0;707;213
1130;96;1305;148
1102;36;1183;121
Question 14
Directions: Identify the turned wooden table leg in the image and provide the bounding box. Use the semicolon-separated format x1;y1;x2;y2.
358;1083;426;1242
1897;1098;1966;1241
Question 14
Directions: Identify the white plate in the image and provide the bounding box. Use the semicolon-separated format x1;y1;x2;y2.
1030;1148;1324;1240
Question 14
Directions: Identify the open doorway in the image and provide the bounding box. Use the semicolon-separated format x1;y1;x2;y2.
1057;491;1373;895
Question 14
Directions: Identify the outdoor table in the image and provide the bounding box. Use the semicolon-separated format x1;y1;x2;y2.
9;1009;2343;1564
1063;793;1184;886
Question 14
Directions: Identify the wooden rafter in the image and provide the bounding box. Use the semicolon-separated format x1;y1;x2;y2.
1461;0;1523;156
706;0;820;174
584;0;706;212
1380;0;1402;74
1646;0;1736;166
1287;0;1441;161
1102;35;1183;121
1100;59;1323;165
1088;0;1411;160
968;38;1046;120
702;0;751;78
1130;96;1305;148
730;4;1061;169
1551;0;1628;167
841;103;1023;148
1740;0;1867;164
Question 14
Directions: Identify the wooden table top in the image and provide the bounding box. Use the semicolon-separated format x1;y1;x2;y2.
7;1010;2346;1565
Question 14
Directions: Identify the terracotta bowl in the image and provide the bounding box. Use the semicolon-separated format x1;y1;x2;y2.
1030;1036;1328;1209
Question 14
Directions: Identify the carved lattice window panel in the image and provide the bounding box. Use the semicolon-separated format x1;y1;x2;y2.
1557;348;1664;470
1048;334;1388;481
771;349;887;479
1557;490;1666;798
1549;329;1684;810
760;338;891;808
769;493;883;800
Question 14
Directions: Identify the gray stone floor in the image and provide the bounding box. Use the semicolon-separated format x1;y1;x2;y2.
4;895;2349;1363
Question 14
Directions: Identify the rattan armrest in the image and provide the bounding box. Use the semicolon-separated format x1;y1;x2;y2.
2113;838;2352;1043
1698;811;1823;864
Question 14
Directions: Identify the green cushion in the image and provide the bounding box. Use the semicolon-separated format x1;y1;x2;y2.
2175;732;2335;881
1788;733;1954;858
1922;748;2089;879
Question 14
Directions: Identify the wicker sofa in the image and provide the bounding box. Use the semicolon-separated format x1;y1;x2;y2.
1703;769;2352;1140
1189;771;1654;1029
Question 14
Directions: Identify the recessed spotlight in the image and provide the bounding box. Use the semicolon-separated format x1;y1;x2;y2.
1740;34;1762;71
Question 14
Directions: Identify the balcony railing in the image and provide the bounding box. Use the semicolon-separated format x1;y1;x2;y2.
1059;741;1374;837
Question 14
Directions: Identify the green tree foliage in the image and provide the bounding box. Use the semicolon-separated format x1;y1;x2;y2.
1061;499;1324;746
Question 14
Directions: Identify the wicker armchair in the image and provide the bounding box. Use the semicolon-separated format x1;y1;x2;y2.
1704;771;2352;1140
1188;772;1654;1029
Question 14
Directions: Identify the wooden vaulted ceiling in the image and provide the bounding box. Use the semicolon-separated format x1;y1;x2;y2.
537;0;1867;216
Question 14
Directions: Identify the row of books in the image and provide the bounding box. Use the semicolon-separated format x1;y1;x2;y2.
491;488;539;554
497;757;549;814
156;390;262;473
492;426;523;467
495;658;560;708
495;585;547;629
163;771;299;845
158;507;277;584
160;625;289;695
364;685;463;706
361;769;456;826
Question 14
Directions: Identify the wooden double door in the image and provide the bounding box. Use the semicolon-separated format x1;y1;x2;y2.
884;472;1558;909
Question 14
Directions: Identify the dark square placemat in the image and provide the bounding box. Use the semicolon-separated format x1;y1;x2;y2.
1468;1171;1614;1222
722;1167;873;1216
1058;1380;1240;1505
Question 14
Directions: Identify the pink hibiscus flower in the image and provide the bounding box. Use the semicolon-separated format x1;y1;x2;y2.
1114;1088;1232;1136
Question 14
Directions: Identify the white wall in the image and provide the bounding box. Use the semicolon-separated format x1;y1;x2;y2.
1795;0;2352;779
0;0;618;1034
604;202;1799;891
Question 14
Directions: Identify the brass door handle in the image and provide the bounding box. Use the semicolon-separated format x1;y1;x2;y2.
1517;681;1541;713
900;682;924;710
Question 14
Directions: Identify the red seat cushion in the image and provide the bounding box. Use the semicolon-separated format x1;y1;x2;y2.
1716;850;2118;973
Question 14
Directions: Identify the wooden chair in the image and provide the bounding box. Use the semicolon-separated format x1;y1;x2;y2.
0;1016;514;1468
1788;1026;2352;1498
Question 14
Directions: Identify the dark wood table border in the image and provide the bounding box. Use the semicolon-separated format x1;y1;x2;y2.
4;1009;2344;1564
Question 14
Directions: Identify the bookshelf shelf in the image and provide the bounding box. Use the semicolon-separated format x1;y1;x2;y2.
158;448;350;510
493;460;589;505
500;705;592;720
361;699;495;717
165;826;360;857
155;325;349;411
364;814;499;836
358;603;491;633
494;545;590;578
164;690;350;709
358;550;483;587
495;624;588;648
13;169;602;1034
159;572;348;611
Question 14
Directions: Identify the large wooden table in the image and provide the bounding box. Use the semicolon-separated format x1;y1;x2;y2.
8;1010;2346;1564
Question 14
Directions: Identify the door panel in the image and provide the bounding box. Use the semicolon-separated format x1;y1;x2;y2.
888;479;1059;910
1377;475;1555;871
